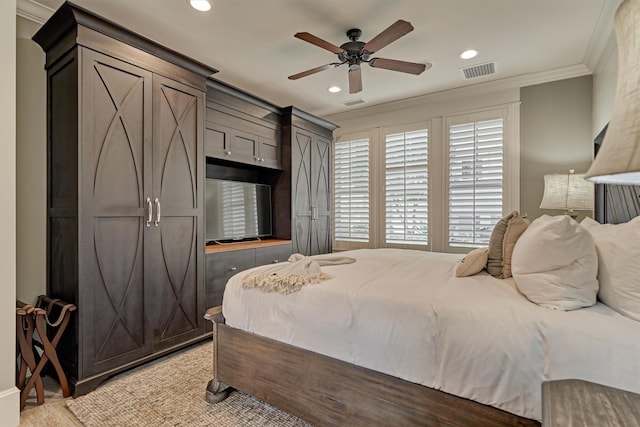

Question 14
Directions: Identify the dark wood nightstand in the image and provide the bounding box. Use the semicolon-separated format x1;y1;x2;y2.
542;379;640;426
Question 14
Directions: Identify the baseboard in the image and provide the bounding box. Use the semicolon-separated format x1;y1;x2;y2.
0;386;20;426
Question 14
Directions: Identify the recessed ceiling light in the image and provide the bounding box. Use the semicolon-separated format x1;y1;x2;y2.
460;49;478;60
328;86;341;93
189;0;211;12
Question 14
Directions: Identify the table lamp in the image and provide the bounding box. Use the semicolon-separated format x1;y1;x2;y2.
540;170;594;219
585;0;640;185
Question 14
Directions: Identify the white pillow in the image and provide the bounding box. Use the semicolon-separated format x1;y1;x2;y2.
511;215;598;310
581;216;640;321
455;248;488;277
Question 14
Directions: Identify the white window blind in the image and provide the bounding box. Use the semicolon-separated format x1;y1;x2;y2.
448;119;503;247
334;138;370;242
385;129;429;245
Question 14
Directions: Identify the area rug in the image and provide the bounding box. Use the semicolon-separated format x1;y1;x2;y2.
66;341;312;426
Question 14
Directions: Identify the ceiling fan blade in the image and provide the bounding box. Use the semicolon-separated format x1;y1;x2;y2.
288;63;336;80
369;58;429;75
349;67;363;94
294;32;345;54
363;20;414;54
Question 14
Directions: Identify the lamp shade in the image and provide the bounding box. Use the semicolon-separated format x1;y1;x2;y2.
584;0;640;184
540;173;594;211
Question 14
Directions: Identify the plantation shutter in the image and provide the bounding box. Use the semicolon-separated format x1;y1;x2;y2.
334;138;370;242
448;118;503;247
385;129;429;245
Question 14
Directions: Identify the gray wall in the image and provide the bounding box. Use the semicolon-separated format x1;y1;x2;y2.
520;76;594;222
16;33;47;304
2;0;20;423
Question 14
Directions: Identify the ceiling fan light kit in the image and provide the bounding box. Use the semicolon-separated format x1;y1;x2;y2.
289;19;428;94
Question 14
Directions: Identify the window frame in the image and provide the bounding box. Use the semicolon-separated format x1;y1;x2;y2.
443;106;520;253
379;122;432;251
330;102;520;254
332;131;373;251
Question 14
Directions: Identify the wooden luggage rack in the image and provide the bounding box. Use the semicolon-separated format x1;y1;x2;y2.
16;295;76;410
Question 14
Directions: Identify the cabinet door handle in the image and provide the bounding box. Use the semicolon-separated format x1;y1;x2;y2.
229;266;237;272
154;198;161;226
272;259;279;264
146;197;153;227
312;205;318;221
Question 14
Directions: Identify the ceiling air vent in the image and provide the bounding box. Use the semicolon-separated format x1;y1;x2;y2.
461;62;496;79
343;99;365;107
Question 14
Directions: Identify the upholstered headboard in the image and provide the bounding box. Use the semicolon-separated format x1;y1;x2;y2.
593;124;640;224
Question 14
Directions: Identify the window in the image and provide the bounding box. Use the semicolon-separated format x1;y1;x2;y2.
385;129;429;245
334;137;369;243
332;104;517;253
448;117;504;248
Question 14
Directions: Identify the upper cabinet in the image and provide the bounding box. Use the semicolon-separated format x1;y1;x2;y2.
205;81;282;169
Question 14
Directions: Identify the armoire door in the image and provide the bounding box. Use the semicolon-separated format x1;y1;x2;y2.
147;74;204;350
79;49;154;377
292;128;314;255
291;128;332;256
310;135;332;255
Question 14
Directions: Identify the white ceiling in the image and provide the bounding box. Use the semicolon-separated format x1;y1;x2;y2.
19;0;620;117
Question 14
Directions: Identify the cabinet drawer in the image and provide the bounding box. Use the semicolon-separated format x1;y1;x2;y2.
205;249;255;308
255;244;292;267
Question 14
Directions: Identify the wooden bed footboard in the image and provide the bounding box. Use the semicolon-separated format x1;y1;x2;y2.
204;307;230;404
204;308;539;427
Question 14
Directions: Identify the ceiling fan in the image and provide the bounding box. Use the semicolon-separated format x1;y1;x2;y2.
288;20;430;94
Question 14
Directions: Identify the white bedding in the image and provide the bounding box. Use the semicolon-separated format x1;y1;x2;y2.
222;248;640;421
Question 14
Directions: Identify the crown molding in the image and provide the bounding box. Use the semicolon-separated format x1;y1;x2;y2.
16;0;55;25
325;64;591;120
583;0;622;72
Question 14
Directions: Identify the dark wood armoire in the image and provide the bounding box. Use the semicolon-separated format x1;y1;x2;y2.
33;2;216;395
282;107;337;256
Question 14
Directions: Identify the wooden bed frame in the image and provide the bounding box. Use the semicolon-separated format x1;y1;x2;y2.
204;137;640;425
205;307;539;426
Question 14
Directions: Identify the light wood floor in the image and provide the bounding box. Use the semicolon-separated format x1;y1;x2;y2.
19;376;82;426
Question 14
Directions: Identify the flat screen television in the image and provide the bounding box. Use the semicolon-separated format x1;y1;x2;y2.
205;178;272;243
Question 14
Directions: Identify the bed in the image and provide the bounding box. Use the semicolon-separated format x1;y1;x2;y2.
207;245;640;425
205;183;640;426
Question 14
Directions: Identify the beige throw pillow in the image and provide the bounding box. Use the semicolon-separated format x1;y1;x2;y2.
502;215;530;278
455;248;489;277
487;211;529;279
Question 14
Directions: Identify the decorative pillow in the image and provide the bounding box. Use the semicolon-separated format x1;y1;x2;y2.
487;211;529;279
511;215;598;311
455;248;489;277
580;216;640;321
502;214;530;278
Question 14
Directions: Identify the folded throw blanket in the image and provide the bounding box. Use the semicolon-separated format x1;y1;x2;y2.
241;253;356;294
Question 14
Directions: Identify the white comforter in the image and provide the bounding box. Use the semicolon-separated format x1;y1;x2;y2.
223;248;640;421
